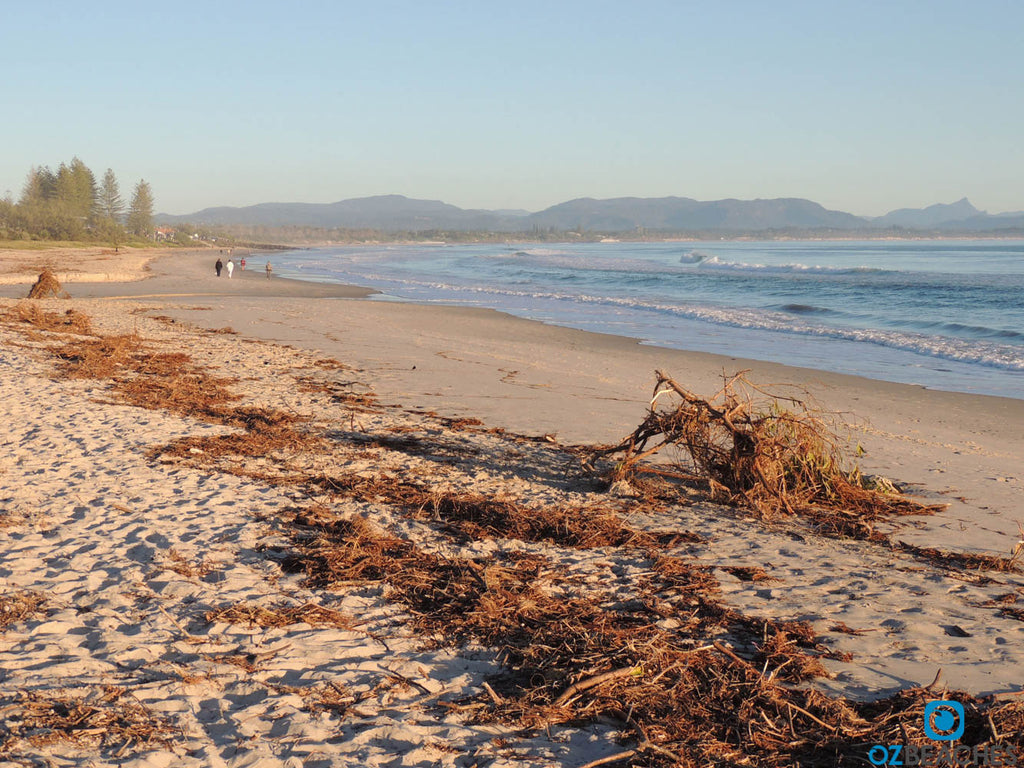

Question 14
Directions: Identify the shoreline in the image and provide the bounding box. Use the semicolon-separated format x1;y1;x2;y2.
3;246;1019;547
5;242;1021;399
270;240;1024;402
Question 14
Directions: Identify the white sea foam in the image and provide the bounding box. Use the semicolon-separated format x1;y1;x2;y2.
349;274;1024;372
485;249;883;276
696;255;885;274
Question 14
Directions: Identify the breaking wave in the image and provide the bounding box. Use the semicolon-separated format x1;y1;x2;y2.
352;274;1024;372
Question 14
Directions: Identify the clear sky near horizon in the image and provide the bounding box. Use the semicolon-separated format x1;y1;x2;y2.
2;0;1021;217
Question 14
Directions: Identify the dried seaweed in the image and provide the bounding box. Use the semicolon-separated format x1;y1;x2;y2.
52;334;143;379
11;302;92;334
295;375;379;411
275;505;1024;767
312;472;691;550
44;324;318;456
206;601;352;629
894;541;1024;575
720;565;774;582
301;681;356;716
158;548;215;580
0;591;46;629
110;351;240;416
0;687;178;755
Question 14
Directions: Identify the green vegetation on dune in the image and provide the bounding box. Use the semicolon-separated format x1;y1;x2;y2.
0;158;155;246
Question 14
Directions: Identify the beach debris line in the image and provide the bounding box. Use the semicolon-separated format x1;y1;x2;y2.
275;503;1024;767
44;320;322;456
599;370;944;530
308;472;698;550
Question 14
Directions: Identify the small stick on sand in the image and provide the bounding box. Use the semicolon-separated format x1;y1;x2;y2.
991;689;1024;700
988;713;1001;742
787;701;836;732
156;603;203;643
712;640;759;676
481;682;503;705
923;668;944;691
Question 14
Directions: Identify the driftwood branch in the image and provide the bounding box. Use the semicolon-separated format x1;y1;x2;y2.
554;666;640;707
577;750;637;768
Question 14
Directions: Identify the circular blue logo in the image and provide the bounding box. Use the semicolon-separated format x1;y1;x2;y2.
923;700;965;741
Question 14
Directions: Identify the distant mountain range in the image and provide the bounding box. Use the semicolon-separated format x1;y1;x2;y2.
158;194;1024;235
866;198;1024;230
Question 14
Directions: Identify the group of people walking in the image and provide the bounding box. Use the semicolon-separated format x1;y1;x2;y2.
215;257;273;279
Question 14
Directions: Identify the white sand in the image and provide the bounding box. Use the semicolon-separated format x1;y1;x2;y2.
0;301;624;766
1;247;1022;765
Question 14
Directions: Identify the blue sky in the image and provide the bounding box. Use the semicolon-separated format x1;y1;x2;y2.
3;0;1022;216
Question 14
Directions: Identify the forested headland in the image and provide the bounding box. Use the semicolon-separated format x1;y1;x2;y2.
0;158;159;245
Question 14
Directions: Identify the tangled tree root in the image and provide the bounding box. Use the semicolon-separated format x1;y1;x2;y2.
26;268;69;299
600;371;944;531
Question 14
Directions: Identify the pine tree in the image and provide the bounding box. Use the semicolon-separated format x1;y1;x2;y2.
126;180;155;237
54;157;98;222
19;166;56;206
98;168;125;223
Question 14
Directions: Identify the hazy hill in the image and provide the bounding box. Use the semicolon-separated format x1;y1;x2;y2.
160;195;514;232
158;194;1022;235
871;198;982;229
161;194;870;232
523;196;868;231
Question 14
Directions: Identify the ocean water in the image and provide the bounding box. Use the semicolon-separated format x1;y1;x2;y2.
272;240;1024;400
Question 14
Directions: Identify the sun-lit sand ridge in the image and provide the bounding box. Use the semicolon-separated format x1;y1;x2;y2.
1;246;1022;766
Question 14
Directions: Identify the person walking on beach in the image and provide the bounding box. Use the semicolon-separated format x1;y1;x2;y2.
265;261;273;279
226;259;234;278
240;258;246;271
215;258;223;277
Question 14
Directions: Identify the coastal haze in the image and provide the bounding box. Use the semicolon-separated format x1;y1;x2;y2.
3;3;1023;217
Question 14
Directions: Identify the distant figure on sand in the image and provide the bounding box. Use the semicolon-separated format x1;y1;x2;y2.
240;258;246;271
226;259;234;278
265;262;273;279
215;258;223;277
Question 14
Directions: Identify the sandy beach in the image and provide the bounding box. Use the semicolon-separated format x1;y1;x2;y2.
1;246;1022;766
